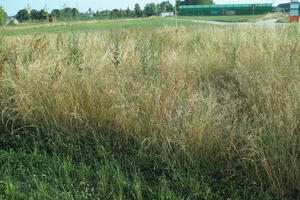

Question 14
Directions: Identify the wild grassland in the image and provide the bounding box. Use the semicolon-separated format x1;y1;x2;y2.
0;24;299;199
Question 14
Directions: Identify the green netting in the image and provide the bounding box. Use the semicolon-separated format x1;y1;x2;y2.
179;4;273;16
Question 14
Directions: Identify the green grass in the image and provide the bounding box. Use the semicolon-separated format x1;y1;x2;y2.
176;15;265;22
0;18;199;36
0;129;275;200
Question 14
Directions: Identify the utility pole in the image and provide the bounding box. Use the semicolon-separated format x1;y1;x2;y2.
76;0;79;21
174;0;178;28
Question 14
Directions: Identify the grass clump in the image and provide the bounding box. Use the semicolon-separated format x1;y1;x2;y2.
0;25;299;199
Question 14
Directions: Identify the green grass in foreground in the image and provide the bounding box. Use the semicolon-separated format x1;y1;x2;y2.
0;129;275;200
0;18;199;36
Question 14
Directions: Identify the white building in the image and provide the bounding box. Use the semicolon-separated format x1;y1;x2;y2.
159;12;174;17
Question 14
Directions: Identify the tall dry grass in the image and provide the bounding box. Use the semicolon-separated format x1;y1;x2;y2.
0;25;299;198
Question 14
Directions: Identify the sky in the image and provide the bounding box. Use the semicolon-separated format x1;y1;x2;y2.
0;0;290;16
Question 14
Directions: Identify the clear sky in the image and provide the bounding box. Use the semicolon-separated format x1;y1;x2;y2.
0;0;290;16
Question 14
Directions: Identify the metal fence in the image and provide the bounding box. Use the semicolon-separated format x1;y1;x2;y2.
179;4;273;16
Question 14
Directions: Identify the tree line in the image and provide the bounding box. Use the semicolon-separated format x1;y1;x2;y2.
13;1;174;22
0;0;214;25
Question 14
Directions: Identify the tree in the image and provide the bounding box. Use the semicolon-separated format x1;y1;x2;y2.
144;3;157;17
94;10;101;17
61;7;72;18
38;9;48;21
71;8;79;18
16;9;30;21
126;7;131;17
134;3;142;17
50;9;61;18
0;7;7;26
160;1;174;12
111;9;119;18
30;9;39;20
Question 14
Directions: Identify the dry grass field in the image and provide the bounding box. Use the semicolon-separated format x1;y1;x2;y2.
0;23;299;199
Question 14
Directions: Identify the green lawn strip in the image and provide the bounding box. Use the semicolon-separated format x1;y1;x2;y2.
0;18;199;36
0;129;276;199
176;15;265;22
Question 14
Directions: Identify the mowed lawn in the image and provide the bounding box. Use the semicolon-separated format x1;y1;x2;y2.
176;15;263;22
176;13;284;22
0;18;200;36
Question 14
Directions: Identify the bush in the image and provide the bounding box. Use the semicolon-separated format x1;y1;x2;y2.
0;7;7;26
7;19;16;26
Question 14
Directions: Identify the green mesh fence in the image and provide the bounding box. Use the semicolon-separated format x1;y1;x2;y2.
179;4;273;16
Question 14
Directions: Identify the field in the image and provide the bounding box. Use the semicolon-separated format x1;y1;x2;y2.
0;18;299;199
176;12;286;22
0;18;199;36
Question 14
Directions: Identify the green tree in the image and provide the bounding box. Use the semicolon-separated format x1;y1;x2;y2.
38;9;48;21
0;7;7;26
160;1;174;12
16;9;30;21
144;3;157;16
111;9;118;19
50;9;61;18
134;3;142;17
71;8;79;18
126;7;131;17
30;9;39;20
62;7;72;18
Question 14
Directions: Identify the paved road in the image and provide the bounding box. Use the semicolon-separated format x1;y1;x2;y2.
168;18;282;27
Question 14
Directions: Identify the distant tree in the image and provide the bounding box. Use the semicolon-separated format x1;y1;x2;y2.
118;9;126;17
71;8;79;17
30;9;39;20
0;7;7;26
156;3;162;14
126;7;131;17
61;7;72;18
134;3;142;17
176;0;181;9
38;9;48;21
50;9;61;18
160;1;174;12
111;9;119;18
16;9;30;21
94;10;101;17
144;3;157;16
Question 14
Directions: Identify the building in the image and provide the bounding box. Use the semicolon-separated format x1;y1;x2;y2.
178;4;273;16
276;3;290;12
